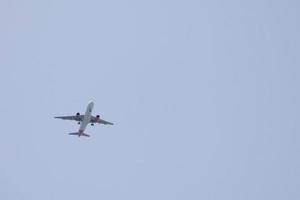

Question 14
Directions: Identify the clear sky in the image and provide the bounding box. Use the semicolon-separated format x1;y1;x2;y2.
0;0;299;199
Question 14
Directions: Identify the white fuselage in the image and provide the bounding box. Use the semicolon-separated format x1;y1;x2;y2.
78;101;94;135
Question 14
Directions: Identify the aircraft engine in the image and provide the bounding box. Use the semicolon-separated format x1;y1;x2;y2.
75;112;80;120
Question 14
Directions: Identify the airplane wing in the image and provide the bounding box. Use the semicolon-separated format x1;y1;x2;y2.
98;119;114;125
90;116;114;125
54;115;84;121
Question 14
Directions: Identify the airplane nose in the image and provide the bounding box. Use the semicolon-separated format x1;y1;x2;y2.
89;101;94;108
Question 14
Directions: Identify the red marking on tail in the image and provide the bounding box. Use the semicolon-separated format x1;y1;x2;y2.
78;129;84;137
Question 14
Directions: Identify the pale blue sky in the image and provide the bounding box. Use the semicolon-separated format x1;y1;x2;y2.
0;0;299;199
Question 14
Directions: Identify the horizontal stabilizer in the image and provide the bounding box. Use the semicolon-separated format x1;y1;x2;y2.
69;132;79;135
68;132;90;137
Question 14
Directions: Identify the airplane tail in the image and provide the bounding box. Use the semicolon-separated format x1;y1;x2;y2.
68;132;90;137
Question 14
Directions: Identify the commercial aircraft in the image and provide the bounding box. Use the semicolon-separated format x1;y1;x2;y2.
54;101;114;137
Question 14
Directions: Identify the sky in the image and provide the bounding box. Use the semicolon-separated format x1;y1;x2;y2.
0;0;299;199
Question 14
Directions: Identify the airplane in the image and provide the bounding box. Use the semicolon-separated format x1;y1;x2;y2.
54;101;114;137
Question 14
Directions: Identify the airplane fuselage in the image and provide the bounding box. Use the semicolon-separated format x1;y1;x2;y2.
78;101;94;136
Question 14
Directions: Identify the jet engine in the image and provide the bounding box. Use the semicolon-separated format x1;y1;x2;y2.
75;112;80;124
96;115;100;121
